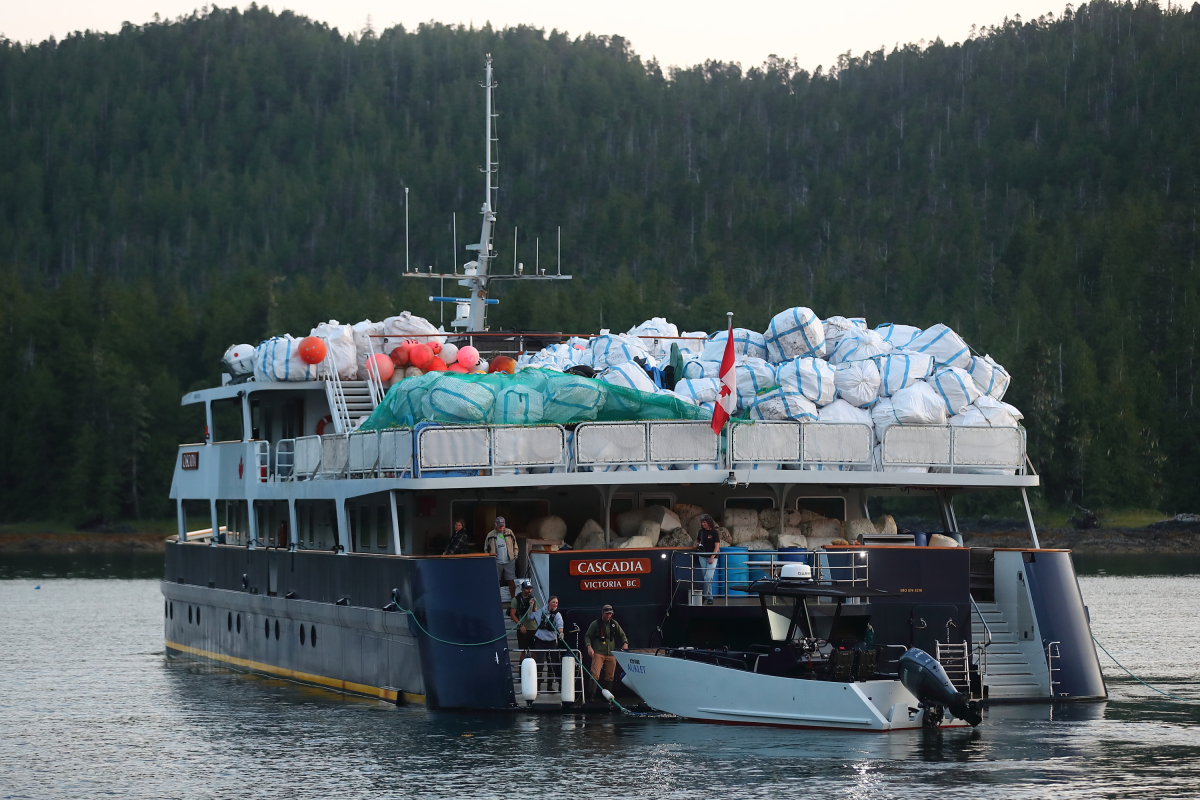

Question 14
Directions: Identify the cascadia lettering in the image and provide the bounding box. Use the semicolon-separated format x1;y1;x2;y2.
569;558;651;576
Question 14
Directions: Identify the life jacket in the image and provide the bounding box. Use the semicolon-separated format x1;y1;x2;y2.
595;618;619;644
538;608;559;634
514;594;535;621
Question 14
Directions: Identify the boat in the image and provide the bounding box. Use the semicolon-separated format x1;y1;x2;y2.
162;57;1108;713
614;564;982;731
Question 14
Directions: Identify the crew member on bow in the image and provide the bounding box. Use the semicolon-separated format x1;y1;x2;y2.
584;604;628;701
485;516;519;599
531;595;564;691
509;580;537;654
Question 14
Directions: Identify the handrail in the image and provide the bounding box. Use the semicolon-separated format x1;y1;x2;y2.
1046;641;1062;696
969;595;992;694
321;340;352;435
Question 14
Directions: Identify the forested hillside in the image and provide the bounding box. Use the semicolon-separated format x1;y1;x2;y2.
1;1;1197;523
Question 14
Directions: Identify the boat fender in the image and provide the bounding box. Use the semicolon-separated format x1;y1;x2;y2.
520;657;538;702
898;647;983;727
560;656;576;703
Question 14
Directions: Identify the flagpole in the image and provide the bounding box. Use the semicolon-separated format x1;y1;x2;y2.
725;310;733;445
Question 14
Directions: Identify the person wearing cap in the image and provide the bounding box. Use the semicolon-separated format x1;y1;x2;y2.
509;579;538;654
695;514;721;605
485;516;519;598
584;604;628;701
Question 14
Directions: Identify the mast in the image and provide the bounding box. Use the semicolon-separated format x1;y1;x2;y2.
407;55;569;332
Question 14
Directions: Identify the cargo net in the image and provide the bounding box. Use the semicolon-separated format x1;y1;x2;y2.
358;368;709;430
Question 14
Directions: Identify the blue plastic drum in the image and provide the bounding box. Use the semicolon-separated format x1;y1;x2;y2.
723;547;749;596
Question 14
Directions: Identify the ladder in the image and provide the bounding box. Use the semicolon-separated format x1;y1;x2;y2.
935;640;971;696
322;348;378;434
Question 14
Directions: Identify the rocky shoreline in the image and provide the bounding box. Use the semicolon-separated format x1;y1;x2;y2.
0;532;169;554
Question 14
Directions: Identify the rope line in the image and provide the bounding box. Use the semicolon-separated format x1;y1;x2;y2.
394;596;534;647
1093;635;1197;703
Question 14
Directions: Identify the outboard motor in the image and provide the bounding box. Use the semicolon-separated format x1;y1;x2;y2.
898;648;983;728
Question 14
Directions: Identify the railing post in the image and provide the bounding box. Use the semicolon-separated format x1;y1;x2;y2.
247;499;259;549
288;498;299;551
210;499;220;546
177;499;187;543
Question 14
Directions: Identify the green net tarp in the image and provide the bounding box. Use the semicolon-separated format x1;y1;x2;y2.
358;368;711;430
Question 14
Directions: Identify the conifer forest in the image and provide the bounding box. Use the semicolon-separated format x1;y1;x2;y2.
0;1;1197;523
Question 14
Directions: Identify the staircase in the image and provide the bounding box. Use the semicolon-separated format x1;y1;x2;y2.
935;641;970;695
972;602;1046;699
330;380;377;431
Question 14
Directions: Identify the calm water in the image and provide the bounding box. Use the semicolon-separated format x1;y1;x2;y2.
1;556;1198;799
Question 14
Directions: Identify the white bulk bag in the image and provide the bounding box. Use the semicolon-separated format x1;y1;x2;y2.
736;358;779;409
871;397;898;443
421;378;498;424
254;335;318;382
678;332;709;355
493;384;545;425
764;308;824;361
310;321;357;380
951;402;1018;429
702;328;769;362
673;378;722;405
818;398;873;427
889;380;949;425
747;388;818;421
975;395;1024;423
822;316;867;354
968;354;1011;400
834;360;880;408
600;362;657;394
827;328;893;364
681;359;721;380
588;333;649;370
775;357;836;406
627;318;679;358
906;323;971;369
875;352;936;397
352;319;385;380
875;323;922;349
543;375;606;422
383;311;445;346
930;366;982;416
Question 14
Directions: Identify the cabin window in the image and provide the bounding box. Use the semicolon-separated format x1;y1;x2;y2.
795;497;846;521
210;397;245;442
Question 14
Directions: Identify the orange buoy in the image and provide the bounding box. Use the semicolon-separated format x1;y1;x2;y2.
447;362;468;373
409;343;435;369
427;357;448;372
429;341;442;355
298;336;327;365
489;355;517;375
389;343;412;367
369;353;395;381
457;345;480;368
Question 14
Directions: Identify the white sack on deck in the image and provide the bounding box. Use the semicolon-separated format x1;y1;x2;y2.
775;357;836;406
870;398;898;443
826;328;893;364
627;318;679;358
352;319;385;380
747;388;818;421
968;354;1011;400
875;352;936;397
600;362;657;394
973;395;1023;424
673;378;722;405
906;323;972;369
736;358;779;408
681;359;721;380
834;360;880;407
822;316;867;355
493;384;546;425
930;366;982;416
875;323;922;349
310;321;357;380
764;308;825;361
678;332;709;356
588;333;649;370
383;311;445;345
818;398;873;427
254;335;318;382
889;380;949;425
702;328;769;362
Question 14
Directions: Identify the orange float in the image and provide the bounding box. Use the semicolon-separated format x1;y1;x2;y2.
427;357;448;372
369;353;395;381
298;336;327;364
409;344;435;369
389;343;412;367
489;355;517;375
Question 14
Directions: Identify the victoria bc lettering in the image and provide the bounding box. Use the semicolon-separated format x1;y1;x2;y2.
580;578;641;591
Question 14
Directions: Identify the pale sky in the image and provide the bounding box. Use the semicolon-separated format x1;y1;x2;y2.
5;0;1076;71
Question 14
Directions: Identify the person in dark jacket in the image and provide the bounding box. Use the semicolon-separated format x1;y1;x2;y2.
584;604;628;700
694;514;721;604
443;519;470;555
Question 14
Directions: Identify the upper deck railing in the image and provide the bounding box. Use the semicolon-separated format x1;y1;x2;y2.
179;419;1024;484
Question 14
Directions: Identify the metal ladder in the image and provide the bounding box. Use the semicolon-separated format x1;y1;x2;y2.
321;346;377;433
935;640;972;696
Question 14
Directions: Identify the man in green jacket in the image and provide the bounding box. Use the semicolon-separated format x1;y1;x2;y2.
584;604;628;701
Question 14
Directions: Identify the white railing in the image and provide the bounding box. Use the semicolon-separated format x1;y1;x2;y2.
672;549;869;606
273;420;1026;481
321;343;352;435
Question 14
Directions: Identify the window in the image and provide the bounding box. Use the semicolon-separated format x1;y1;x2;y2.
795;497;847;521
210;397;245;442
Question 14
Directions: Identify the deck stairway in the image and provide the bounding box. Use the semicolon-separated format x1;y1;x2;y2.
323;379;378;433
972;602;1045;699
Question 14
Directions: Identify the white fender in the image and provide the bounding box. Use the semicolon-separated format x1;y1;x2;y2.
520;657;538;702
560;656;576;703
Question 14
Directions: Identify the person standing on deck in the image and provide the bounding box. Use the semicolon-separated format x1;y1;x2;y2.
695;514;721;605
509;580;538;654
584;604;628;701
530;595;564;690
443;519;470;555
485;516;519;599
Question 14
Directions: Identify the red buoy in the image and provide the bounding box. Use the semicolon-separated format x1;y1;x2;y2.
409;344;435;370
389;343;412;368
427;357;448;372
298;336;327;365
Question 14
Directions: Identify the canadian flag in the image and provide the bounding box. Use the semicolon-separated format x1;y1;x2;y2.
711;318;737;434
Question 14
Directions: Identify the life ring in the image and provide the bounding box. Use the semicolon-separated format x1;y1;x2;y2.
316;415;334;436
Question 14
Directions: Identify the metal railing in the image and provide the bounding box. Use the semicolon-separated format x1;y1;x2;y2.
672;549;870;606
935;640;972;696
275;439;295;480
321;344;354;435
1047;641;1062;696
970;595;992;691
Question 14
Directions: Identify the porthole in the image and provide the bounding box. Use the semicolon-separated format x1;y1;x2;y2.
310;626;317;647
165;601;168;619
196;607;200;625
300;626;306;645
274;620;280;640
228;612;232;632
236;614;241;634
188;606;192;624
169;602;174;619
265;618;270;639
